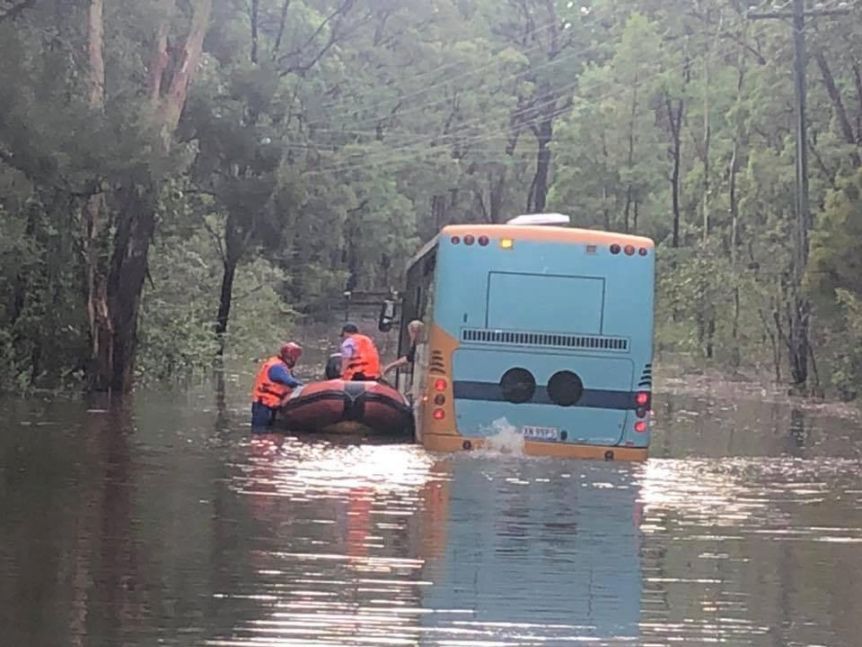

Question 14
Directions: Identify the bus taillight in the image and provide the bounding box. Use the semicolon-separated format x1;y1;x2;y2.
635;391;650;407
634;420;647;433
433;378;447;392
432;408;446;420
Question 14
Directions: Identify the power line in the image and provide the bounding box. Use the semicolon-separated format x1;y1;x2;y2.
305;17;572;119
298;38;745;178
298;36;599;141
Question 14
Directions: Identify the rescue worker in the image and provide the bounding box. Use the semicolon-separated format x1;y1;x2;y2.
340;322;382;381
251;342;303;429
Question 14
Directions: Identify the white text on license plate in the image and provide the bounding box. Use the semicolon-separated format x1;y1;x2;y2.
521;426;559;441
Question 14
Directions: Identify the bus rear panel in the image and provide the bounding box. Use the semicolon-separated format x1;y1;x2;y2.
415;224;654;461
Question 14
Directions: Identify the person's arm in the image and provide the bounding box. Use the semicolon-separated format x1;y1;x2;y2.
383;356;408;375
268;363;301;388
340;338;355;377
383;342;416;375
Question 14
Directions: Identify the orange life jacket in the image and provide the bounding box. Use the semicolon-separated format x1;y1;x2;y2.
252;356;293;408
343;334;382;380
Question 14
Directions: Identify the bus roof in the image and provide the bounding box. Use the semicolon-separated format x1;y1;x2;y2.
406;225;655;271
441;224;655;248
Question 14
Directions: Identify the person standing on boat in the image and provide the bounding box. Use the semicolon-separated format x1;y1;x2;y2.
340;322;382;381
383;320;424;376
251;342;303;429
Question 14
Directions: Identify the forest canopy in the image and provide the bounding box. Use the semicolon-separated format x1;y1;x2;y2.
0;0;860;397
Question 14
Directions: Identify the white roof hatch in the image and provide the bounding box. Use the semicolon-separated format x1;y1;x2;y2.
505;213;571;226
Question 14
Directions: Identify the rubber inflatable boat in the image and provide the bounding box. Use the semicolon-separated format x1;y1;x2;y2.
277;378;413;436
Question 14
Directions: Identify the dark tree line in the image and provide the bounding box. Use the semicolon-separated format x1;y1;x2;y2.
0;0;860;397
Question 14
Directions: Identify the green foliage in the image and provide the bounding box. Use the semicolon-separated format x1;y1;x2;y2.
656;244;766;368
137;226;294;383
1;0;861;396
807;169;862;396
550;13;666;233
808;169;862;303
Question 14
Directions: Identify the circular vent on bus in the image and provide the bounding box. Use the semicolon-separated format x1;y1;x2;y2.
547;371;584;407
500;368;536;404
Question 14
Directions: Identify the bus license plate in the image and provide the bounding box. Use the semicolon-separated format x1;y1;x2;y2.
521;426;559;441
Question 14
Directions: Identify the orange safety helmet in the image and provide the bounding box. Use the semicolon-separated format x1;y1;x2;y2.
279;342;302;367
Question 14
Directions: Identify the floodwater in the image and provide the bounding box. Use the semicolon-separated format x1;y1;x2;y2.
1;371;862;646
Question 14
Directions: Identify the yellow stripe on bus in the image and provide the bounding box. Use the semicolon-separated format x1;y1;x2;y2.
441;224;655;248
422;433;648;462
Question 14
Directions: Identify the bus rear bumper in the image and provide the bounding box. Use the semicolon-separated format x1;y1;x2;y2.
422;433;648;461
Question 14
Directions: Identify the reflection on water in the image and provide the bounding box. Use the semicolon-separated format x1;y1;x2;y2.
417;459;642;646
1;383;861;646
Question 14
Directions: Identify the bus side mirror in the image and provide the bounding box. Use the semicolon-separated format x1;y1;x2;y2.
378;299;396;332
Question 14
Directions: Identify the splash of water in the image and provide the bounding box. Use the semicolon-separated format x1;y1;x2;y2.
480;417;525;455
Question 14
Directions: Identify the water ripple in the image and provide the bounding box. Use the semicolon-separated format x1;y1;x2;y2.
1;386;861;646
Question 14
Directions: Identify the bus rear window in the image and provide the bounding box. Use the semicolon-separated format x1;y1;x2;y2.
486;272;604;334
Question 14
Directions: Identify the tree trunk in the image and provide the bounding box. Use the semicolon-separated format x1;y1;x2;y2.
84;193;113;391
622;188;632;233
93;184;157;392
623;77;638;234
528;117;553;213
852;64;862;132
815;50;861;166
705;313;715;360
700;13;722;245
215;213;243;358
785;286;810;389
250;0;259;64
489;169;506;223
83;0;113;391
215;261;237;358
666;96;684;247
431;194;445;230
273;0;292;57
729;139;741;365
148;0;173;105
156;0;212;139
702;54;711;244
88;0;212;393
729;146;739;265
601;186;610;231
86;0;105;107
728;45;746;366
788;0;811;390
731;286;741;367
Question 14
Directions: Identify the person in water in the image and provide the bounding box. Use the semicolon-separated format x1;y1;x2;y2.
383;320;424;376
251;342;303;429
340;322;382;381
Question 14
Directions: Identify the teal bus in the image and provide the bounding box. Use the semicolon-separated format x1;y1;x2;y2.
390;214;655;460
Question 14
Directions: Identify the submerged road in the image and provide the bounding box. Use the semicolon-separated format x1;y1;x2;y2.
0;366;860;646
